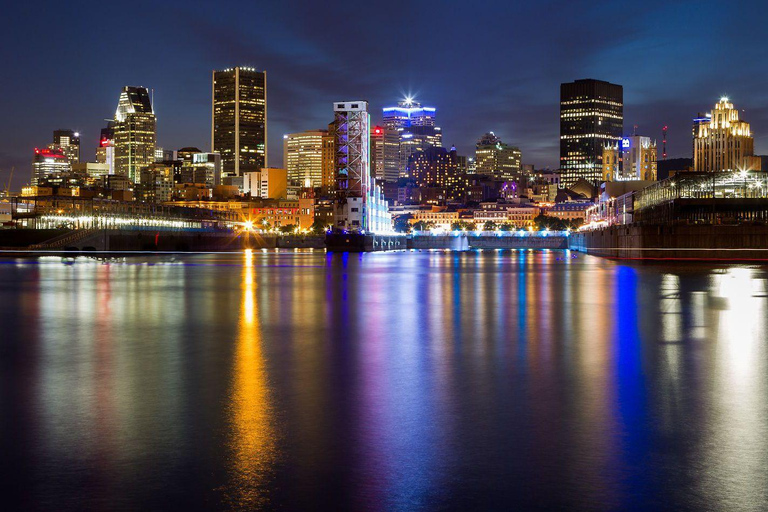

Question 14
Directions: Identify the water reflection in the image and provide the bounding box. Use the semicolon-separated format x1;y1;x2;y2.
224;249;278;507
1;253;767;510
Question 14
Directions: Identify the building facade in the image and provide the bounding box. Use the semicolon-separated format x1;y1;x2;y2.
242;167;287;199
32;147;70;185
474;132;522;180
693;97;759;172
212;66;267;178
179;151;221;187
408;146;457;189
52;129;80;164
113;86;156;183
602;135;657;181
560;79;623;188
382;99;442;180
283;130;324;188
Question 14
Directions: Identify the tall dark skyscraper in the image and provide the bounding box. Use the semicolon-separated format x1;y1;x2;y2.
212;66;267;178
560;79;623;189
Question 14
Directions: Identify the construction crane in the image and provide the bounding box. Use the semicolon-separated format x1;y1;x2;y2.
2;167;13;195
662;126;668;160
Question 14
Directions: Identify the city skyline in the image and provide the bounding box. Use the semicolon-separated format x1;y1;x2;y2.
2;0;768;190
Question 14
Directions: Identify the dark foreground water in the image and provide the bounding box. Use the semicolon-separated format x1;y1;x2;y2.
1;250;767;511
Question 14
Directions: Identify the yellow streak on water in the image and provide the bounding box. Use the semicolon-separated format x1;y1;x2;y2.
225;249;277;508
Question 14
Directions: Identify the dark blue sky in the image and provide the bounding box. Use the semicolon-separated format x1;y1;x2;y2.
2;0;767;188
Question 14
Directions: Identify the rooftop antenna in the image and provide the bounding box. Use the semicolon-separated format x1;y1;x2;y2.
662;125;668;160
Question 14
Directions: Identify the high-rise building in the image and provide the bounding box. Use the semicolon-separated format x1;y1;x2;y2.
560;79;623;188
113;86;156;183
322;123;336;191
32;147;70;185
371;126;386;181
283;130;325;188
408;146;457;189
693;97;759;172
602;135;657;181
474;132;522;180
96;122;116;175
52;130;80;164
212;66;267;178
382;99;442;180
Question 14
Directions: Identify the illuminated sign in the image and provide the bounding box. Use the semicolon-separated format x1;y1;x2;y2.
622;138;630;148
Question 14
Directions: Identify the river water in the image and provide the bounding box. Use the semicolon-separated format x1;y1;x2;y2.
1;250;767;511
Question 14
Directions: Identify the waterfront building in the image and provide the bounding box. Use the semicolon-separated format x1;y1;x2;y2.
543;201;592;223
113;86;156;183
52;129;80;163
333;100;392;232
212;66;267;177
560;78;623;188
283;130;324;188
602;135;657;181
475;132;522;181
242;167;287;199
693;97;760;172
32;147;70;185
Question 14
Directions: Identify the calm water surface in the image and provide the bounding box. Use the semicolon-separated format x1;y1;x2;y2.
1;250;767;511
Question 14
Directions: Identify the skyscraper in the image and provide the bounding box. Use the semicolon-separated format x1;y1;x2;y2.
371;126;385;181
382;99;442;180
560;79;623;188
212;66;267;178
474;132;522;181
96;122;116;176
693;97;759;172
113;86;156;183
322;123;336;191
52;129;80;164
283;130;325;188
408;146;457;189
32;147;69;185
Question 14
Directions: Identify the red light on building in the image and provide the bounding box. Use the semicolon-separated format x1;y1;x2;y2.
373;126;383;135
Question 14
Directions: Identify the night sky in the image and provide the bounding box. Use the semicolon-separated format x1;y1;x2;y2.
2;0;767;189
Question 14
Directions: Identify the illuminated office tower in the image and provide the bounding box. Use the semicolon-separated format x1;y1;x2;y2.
284;130;325;188
382;98;442;179
602;135;657;181
474;132;522;180
32;147;69;185
212;66;267;177
51;129;80;163
560;79;623;188
113;86;156;183
693;97;759;172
